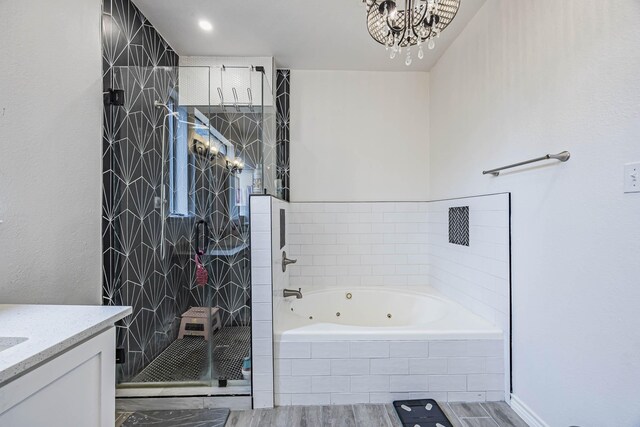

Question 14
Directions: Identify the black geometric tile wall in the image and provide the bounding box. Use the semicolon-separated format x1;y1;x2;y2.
276;70;290;202
102;0;185;382
449;206;470;246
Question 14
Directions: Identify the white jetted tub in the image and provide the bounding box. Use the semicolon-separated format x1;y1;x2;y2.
275;286;502;342
273;287;506;405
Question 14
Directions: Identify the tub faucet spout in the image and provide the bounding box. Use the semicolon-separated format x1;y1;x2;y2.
283;288;303;299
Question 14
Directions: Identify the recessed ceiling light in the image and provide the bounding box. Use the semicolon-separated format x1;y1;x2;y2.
198;20;213;31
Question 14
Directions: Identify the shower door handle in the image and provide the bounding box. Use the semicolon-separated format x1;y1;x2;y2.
195;220;209;255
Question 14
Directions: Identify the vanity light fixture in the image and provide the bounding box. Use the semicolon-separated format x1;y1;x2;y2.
198;19;213;31
225;157;244;173
363;0;460;65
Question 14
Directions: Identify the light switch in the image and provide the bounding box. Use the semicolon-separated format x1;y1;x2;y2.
624;162;640;193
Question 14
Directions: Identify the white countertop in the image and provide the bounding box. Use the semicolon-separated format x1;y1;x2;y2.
0;304;131;385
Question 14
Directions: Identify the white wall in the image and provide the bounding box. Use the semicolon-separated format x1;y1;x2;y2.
290;70;429;202
0;0;102;304
429;1;640;425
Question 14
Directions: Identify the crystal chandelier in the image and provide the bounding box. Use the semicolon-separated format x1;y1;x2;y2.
364;0;461;65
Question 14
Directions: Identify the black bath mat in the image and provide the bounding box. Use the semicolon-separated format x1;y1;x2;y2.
393;399;453;427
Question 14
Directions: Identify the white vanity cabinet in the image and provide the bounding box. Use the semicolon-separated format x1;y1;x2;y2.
0;305;131;427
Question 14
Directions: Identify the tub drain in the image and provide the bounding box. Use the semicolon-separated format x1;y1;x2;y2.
336;312;341;317
387;313;392;319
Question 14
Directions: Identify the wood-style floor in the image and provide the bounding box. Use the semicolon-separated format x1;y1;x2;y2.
225;402;528;427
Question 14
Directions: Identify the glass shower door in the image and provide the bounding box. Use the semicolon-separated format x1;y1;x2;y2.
105;64;273;393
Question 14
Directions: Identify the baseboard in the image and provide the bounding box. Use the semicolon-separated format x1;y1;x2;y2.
510;394;549;427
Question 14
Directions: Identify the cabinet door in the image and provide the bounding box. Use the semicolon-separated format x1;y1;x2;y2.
0;327;115;427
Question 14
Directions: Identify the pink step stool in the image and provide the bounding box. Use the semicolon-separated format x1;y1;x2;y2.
178;307;222;341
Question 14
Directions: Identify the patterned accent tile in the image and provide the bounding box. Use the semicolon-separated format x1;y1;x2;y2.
276;70;290;201
449;206;470;246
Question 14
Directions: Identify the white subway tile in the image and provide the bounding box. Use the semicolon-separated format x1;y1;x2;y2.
252;250;271;268
390;375;428;392
253;373;274;391
291;359;331;376
324;223;349;233
485;358;505;374
348;203;373;213
275;394;291;406
253;321;272;338
276;342;311;359
428;375;467;392
253;302;272;320
252;284;272;303
311;376;350;393
313;255;337;266
312;276;337;286
252;267;272;286
311;342;350;359
467;374;505;391
349;223;372;234
429;341;469;357
277;376;312;393
350;342;389;358
330;393;370;405
253;393;274;409
275;359;292;376
350;375;390;392
486;391;506;401
251;214;271;232
447;358;486;374
331;359;370;376
289;234;313;245
335;254;361;265
291;393;331;406
253;338;273;357
313;234;337;245
370;358;409;375
467;340;503;357
253;355;273;375
447;392;486;402
369;392;448;404
323;204;348;213
408;358;448;375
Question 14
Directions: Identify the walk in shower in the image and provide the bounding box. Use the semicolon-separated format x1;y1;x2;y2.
102;64;276;395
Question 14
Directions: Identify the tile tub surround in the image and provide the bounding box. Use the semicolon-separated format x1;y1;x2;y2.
426;194;510;399
285;196;511;400
0;304;131;385
274;339;505;405
250;195;293;408
287;202;431;289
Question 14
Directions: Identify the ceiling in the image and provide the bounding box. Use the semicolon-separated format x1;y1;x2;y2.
133;0;486;72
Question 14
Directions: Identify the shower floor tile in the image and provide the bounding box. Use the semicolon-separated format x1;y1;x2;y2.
131;326;250;383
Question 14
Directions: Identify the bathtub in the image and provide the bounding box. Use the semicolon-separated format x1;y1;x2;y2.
273;287;507;405
275;286;502;342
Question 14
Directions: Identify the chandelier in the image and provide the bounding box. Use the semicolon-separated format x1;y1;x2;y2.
364;0;461;65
